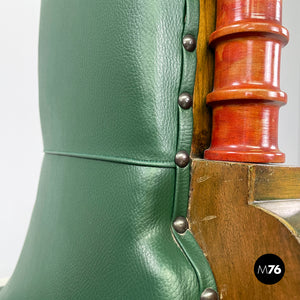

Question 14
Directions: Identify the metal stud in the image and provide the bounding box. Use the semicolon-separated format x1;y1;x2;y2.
200;288;219;300
173;216;188;234
178;93;193;109
183;35;197;52
175;151;190;168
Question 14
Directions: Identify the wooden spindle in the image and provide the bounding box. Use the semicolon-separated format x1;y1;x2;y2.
204;0;289;163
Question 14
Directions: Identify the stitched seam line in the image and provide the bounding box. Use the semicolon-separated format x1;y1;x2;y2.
44;150;175;168
171;0;206;296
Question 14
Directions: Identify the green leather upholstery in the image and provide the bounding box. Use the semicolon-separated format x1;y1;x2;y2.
0;0;216;299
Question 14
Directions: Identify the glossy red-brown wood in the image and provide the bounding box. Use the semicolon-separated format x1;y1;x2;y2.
204;0;289;163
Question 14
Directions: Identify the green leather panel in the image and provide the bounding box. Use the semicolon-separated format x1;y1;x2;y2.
0;154;199;299
0;0;217;298
172;0;199;220
173;230;217;294
39;0;185;166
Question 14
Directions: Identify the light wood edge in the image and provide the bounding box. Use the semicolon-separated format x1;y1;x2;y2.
251;202;300;243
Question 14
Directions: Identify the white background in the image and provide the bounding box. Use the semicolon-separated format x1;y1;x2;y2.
0;1;299;279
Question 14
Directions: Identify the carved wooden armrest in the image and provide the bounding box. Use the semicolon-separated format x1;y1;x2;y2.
189;160;300;299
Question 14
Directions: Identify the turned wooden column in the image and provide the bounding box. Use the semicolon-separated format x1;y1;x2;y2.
204;0;289;163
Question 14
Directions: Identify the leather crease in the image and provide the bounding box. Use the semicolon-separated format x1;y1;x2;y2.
172;0;217;295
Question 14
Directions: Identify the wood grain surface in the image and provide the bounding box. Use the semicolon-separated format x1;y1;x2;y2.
252;165;300;201
191;0;216;157
189;159;300;299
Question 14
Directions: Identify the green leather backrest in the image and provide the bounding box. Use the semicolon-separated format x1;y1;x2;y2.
0;1;216;299
39;0;182;166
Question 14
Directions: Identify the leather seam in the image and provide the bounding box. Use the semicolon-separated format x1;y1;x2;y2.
44;150;176;168
170;0;218;296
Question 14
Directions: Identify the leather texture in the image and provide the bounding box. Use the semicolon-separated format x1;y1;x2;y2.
0;0;217;299
1;156;199;299
39;0;183;167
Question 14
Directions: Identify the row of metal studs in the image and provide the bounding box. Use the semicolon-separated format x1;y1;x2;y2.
173;34;196;232
172;32;220;300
